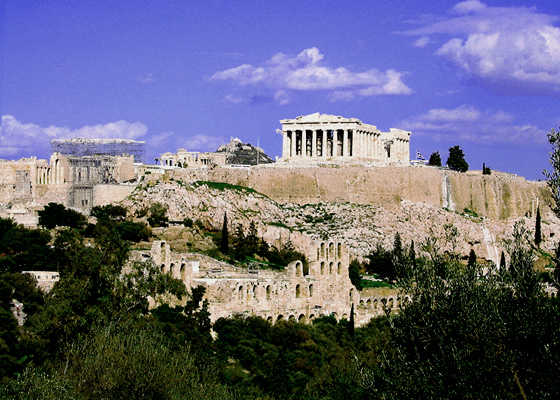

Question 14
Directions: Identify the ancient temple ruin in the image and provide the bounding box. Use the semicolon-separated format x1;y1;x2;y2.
147;239;407;326
279;113;410;164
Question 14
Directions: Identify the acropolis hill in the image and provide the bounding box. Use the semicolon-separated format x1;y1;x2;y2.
2;113;558;325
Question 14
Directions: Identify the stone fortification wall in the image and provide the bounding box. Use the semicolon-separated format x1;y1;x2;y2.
93;184;136;207
167;165;549;221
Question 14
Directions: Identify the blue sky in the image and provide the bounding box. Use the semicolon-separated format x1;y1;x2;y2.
2;0;560;180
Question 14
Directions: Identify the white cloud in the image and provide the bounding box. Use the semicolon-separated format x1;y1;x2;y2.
181;134;224;152
404;1;560;96
0;115;148;159
210;47;412;103
399;105;545;144
414;36;431;48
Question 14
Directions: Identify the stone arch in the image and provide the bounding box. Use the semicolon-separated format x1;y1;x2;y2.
180;263;187;281
253;285;258;300
337;243;342;259
331;312;338;321
267;316;273;322
320;242;325;258
366;299;372;308
295;261;303;277
238;286;244;301
388;298;394;309
373;299;378;309
342;313;348;320
381;298;387;308
266;285;271;300
289;315;296;321
277;315;284;321
321;262;325;275
359;299;365;306
329;262;333;275
349;288;355;301
309;314;315;321
160;264;165;273
317;247;320;260
309;284;314;297
329;242;334;259
295;284;301;299
298;314;306;323
337;262;342;274
169;263;175;277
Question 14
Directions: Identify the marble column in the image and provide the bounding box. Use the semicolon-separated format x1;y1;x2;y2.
342;130;348;157
302;130;307;157
312;130;317;157
282;131;288;158
291;131;296;158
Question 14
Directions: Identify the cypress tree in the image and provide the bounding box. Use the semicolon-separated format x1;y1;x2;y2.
221;213;229;255
468;248;477;268
535;206;542;246
499;251;506;270
348;303;355;338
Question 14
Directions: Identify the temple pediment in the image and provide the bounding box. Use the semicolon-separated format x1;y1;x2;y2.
280;113;361;125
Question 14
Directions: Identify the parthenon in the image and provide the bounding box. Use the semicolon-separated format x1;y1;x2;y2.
279;113;410;164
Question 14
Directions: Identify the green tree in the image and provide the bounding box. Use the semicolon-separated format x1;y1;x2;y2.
371;223;560;399
543;127;560;216
348;259;363;290
146;202;169;228
446;145;469;172
220;213;229;255
428;151;442;166
38;203;86;230
482;162;492;175
535;206;542;246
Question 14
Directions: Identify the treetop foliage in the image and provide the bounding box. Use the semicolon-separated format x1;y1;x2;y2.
446;145;469;172
428;151;442;166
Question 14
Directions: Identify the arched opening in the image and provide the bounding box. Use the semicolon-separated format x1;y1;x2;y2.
295;284;301;299
329;262;333;275
238;286;244;301
342;313;348;320
337;262;341;274
303;262;309;276
359;300;364;306
253;286;257;300
309;314;315;321
266;285;271;300
169;263;175;277
277;315;284;321
321;262;325;275
329;243;334;259
289;315;296;321
180;263;186;280
295;261;303;277
309;284;313;298
160;264;165;273
298;314;306;323
317;248;320;260
267;316;273;322
373;299;378;309
337;243;342;259
388;298;394;309
349;288;354;301
320;242;325;258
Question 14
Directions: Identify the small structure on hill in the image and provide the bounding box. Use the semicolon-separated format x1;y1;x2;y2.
279;113;410;164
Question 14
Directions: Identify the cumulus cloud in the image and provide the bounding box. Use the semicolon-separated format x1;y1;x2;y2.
399;105;546;144
0;115;148;159
210;47;412;103
404;0;560;96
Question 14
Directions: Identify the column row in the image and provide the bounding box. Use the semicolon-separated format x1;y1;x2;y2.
283;129;358;158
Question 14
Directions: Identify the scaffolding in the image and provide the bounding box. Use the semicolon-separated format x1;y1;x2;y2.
51;138;146;163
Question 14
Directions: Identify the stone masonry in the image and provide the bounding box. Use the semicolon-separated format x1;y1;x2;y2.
148;240;407;326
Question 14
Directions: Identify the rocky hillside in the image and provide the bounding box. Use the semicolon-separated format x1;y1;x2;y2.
122;176;560;265
216;137;274;165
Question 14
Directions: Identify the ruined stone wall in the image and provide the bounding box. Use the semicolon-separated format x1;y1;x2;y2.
147;240;403;326
93;184;136;207
168;165;549;220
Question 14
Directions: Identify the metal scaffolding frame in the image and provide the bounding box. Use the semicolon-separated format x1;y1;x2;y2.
51;138;146;163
